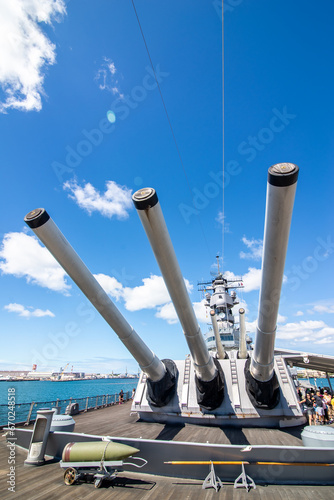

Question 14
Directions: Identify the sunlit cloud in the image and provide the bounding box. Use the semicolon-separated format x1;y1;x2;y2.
156;302;178;324
4;303;55;318
94;273;124;301
0;232;70;294
94;57;124;98
276;320;334;344
239;236;263;261
0;0;66;113
64;179;133;219
312;303;334;314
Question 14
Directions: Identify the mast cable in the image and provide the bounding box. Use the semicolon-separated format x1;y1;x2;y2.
221;1;225;275
131;0;212;257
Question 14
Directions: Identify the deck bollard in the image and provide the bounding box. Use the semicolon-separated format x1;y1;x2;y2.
24;409;54;466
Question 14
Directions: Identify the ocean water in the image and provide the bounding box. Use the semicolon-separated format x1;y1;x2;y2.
299;377;334;389
0;378;138;426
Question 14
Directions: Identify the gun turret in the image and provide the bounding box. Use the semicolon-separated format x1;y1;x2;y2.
24;209;177;407
245;163;299;408
132;188;224;410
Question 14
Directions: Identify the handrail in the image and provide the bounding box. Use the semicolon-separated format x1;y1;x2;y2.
0;390;132;428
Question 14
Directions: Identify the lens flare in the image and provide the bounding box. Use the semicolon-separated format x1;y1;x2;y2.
107;110;116;123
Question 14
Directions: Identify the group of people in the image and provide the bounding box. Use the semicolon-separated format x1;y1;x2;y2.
118;388;136;404
298;388;334;426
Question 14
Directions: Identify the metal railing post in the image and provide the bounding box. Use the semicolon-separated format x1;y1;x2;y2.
25;402;35;426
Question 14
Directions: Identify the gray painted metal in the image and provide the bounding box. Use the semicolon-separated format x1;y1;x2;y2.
25;213;165;382
133;190;216;382
238;308;247;359
24;409;54;465
274;348;334;373
210;310;225;359
11;428;334;484
131;356;306;427
301;426;334;447
251;163;298;382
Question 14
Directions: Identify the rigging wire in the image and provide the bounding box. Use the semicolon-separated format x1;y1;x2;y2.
221;1;225;275
131;0;212;258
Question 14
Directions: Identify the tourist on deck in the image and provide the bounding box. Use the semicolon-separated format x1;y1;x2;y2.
323;390;332;422
300;393;316;425
119;389;124;404
314;391;325;424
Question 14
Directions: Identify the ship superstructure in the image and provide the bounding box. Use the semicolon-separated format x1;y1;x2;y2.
199;272;252;356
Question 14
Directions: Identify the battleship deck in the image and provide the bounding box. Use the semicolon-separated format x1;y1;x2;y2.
1;401;334;499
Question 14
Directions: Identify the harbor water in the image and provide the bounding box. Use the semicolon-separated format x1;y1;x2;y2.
0;378;138;427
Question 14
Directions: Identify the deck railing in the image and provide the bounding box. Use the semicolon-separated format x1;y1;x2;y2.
0;390;131;428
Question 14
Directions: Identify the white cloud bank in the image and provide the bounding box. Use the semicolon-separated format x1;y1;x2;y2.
0;231;202;325
0;0;66;113
64;180;133;219
277;320;334;344
312;303;334;314
0;232;70;294
5;303;55;318
123;275;171;312
225;268;262;293
239;236;263;261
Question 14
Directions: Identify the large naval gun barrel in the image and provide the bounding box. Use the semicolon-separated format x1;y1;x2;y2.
238;308;248;360
132;188;224;410
210;310;225;359
24;209;177;407
245;163;299;408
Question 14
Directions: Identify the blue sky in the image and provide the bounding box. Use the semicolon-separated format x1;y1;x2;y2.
0;0;333;375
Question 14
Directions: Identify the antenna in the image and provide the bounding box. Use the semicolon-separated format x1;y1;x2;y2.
216;254;220;274
221;1;225;273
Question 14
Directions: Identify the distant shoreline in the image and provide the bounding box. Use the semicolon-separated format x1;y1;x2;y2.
0;376;139;382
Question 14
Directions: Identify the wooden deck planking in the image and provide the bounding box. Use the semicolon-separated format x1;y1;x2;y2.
2;401;334;499
68;401;304;447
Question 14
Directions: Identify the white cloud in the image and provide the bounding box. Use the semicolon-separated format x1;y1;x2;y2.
63;180;133;219
239;236;263;261
232;299;249;316
122;275;193;313
242;268;262;293
276;320;334;344
215;212;230;233
315;337;334;345
123;275;170;311
95;57;123;97
156;299;209;326
295;310;304;317
156;302;178;324
224;268;261;293
94;273;123;301
246;319;257;334
0;0;66;113
313;304;334;314
4;303;55;318
0;232;70;294
193;299;210;324
277;314;287;323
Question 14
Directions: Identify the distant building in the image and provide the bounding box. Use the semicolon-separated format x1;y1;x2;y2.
27;371;55;379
